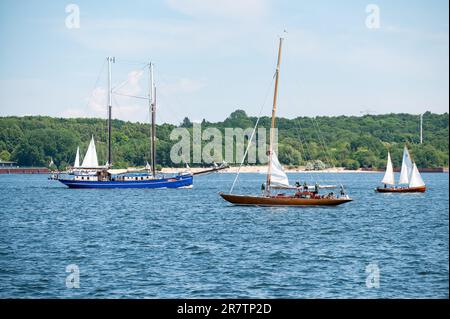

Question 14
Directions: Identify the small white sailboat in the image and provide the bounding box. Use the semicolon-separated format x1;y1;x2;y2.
376;146;426;193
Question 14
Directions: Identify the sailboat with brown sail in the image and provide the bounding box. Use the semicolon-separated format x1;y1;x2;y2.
219;37;353;206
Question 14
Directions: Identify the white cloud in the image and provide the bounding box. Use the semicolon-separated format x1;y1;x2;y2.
383;25;449;43
61;68;209;122
61;108;87;118
62;70;147;121
112;70;147;121
12;1;446;122
88;87;107;114
115;69;144;97
165;0;270;20
160;77;206;95
66;17;269;59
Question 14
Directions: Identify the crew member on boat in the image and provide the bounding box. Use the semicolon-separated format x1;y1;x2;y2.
314;182;319;194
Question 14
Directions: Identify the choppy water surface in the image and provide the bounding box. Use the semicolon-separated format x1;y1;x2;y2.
0;172;448;298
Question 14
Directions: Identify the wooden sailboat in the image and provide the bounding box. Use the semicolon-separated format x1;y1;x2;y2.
375;146;426;193
219;37;353;207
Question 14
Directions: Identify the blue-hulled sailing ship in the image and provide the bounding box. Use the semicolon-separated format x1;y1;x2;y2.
55;57;198;189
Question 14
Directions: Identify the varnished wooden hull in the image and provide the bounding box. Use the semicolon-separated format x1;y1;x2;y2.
375;186;426;193
219;193;352;206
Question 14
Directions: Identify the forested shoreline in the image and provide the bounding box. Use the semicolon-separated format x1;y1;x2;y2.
0;111;448;170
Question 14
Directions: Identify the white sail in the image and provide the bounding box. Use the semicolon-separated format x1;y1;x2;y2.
269;151;290;188
398;146;413;184
74;147;80;168
381;152;395;185
409;163;425;188
81;136;99;168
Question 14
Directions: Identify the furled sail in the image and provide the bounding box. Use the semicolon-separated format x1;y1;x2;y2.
269;151;290;188
409;163;425;188
81;136;99;168
398;146;413;184
381;152;395;185
74;146;80;168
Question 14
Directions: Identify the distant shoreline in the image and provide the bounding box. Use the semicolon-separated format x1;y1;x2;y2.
1;166;446;175
161;166;448;174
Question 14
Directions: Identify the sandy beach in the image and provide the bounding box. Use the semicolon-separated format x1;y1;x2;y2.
160;166;379;174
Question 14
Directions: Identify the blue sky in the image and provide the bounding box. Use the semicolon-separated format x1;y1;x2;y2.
0;0;448;124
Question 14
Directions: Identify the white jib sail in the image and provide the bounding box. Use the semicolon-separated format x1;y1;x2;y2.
74;146;80;168
269;151;290;188
81;136;99;168
398;146;413;184
381;152;395;185
409;163;425;188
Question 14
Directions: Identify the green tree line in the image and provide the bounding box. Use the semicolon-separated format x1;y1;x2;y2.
0;111;448;169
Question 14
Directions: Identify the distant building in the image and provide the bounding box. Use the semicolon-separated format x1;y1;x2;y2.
0;161;17;168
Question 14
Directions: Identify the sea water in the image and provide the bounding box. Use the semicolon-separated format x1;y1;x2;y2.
0;172;448;298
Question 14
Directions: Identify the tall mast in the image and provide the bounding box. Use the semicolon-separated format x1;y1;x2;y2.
149;62;156;177
107;56;114;167
266;37;284;194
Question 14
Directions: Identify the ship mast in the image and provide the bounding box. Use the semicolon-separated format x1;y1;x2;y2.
107;56;115;167
149;62;156;177
266;37;284;195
